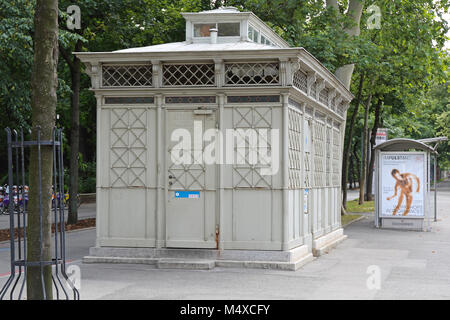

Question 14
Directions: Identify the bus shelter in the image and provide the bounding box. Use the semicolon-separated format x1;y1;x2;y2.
374;138;446;231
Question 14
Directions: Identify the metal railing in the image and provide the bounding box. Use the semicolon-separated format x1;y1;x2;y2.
0;127;79;300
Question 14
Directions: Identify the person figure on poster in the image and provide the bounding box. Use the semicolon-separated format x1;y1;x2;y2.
386;169;420;216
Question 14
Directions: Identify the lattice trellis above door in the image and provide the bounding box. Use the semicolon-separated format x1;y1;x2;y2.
232;106;273;188
110;108;147;187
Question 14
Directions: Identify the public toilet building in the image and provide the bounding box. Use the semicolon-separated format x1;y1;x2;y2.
77;7;353;270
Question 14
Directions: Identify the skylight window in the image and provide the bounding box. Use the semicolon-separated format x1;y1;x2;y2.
194;23;216;37
218;23;240;36
193;22;240;37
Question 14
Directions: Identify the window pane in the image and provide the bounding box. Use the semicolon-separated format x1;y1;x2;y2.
253;30;259;42
218;23;240;36
194;24;216;37
248;26;254;41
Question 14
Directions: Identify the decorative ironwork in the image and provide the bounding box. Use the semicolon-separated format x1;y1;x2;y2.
110;108;147;187
102;65;152;87
313;121;326;187
227;95;280;103
310;81;317;98
293;70;307;93
319;88;329;105
105;97;154;104
162;63;215;86
326;126;332;187
165;96;216;104
1;127;79;300
332;129;341;186
225;62;279;85
288;108;302;189
232;107;273;188
330;96;336;111
337;101;345;117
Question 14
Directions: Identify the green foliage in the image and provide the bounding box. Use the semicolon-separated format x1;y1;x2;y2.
79;160;96;193
0;0;34;128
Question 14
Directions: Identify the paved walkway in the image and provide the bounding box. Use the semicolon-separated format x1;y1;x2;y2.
1;181;449;299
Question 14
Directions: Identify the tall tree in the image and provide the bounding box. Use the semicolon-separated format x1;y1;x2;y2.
366;97;383;200
326;0;365;88
27;0;59;300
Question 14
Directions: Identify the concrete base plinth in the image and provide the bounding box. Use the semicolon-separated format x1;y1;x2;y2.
82;244;314;271
312;228;347;257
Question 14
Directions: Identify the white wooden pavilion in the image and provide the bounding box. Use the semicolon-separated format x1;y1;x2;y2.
76;7;353;270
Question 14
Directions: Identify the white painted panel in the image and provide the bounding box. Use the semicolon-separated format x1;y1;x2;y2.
109;188;146;239
234;190;272;242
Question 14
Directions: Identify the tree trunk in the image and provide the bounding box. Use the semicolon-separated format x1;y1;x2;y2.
353;143;361;183
329;0;365;89
341;73;365;209
366;97;383;201
67;40;82;225
359;88;374;205
326;0;365;214
27;0;58;300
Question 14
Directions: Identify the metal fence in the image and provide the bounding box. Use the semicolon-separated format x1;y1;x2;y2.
0;127;79;300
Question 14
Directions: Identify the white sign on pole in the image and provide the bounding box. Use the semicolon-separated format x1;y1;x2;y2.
380;153;425;217
375;128;388;146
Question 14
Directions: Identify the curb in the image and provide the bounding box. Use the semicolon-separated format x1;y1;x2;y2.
0;226;96;245
342;215;366;228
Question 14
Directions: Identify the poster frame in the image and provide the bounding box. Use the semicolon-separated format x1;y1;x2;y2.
377;151;427;220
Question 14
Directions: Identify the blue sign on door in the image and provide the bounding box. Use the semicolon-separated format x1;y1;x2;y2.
174;191;200;199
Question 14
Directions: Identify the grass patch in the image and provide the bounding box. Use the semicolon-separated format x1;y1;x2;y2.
346;199;374;213
341;214;362;227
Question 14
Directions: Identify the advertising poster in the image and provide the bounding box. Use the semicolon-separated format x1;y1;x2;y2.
380;153;425;217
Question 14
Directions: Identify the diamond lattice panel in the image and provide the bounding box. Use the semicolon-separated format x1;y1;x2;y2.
326;126;332;187
288;108;302;189
225;63;279;85
319;88;329;105
110;108;147;187
232;107;273;188
313;121;325;187
102;65;152;87
310;82;317;98
332;129;341;186
293;70;307;93
163;64;215;86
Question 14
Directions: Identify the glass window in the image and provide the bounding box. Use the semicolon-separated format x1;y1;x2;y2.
261;34;266;44
218;23;240;36
194;23;216;37
253;29;259;43
248;25;254;41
